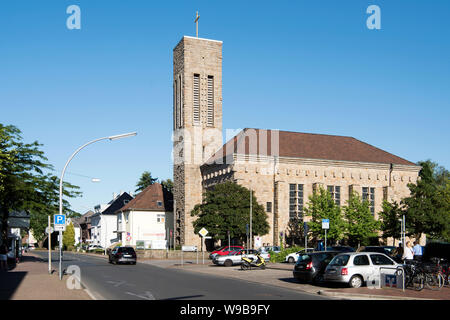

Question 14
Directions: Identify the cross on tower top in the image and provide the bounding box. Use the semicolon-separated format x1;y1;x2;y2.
195;11;200;37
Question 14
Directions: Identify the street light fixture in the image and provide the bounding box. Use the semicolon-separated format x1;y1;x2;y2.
57;132;137;280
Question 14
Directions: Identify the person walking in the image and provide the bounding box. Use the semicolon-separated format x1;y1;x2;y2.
402;241;414;262
0;244;8;272
413;241;423;261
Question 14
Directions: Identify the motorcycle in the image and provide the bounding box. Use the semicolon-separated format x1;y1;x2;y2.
241;252;266;270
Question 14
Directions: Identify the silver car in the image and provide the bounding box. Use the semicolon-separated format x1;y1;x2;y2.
324;252;400;288
213;249;270;267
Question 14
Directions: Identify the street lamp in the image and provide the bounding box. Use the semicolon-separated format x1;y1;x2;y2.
57;132;137;280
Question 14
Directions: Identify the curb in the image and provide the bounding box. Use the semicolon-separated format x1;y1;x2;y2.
317;289;437;300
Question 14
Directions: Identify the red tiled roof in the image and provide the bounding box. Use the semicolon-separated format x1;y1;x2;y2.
116;183;172;212
205;128;416;166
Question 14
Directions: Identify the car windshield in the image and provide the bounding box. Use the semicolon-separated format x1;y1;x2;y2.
329;254;350;266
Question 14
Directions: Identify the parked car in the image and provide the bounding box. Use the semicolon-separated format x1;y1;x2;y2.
326;246;355;253
285;248;315;263
382;246;397;255
213;249;270;267
209;245;244;260
87;244;103;251
324;252;400;288
293;251;340;283
108;246;137;265
259;246;281;254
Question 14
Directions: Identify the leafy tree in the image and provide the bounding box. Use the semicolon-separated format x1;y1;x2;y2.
190;182;269;244
343;192;380;248
135;171;158;192
0;124;81;246
161;178;174;193
63;222;75;250
402;161;450;240
285;216;305;247
303;187;346;244
379;200;404;242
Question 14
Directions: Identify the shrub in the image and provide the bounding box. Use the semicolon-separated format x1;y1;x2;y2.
269;246;304;263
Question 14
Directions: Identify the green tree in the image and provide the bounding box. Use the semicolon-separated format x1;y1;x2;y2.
0;124;81;245
161;178;174;193
63;222;75;250
285;216;305;247
343;192;380;248
402;161;450;240
190;182;269;244
135;171;158;192
379;200;404;242
303;187;346;244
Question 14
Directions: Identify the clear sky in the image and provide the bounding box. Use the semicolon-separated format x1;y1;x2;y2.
1;0;449;215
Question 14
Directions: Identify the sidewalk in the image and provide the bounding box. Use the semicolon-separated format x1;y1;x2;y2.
0;252;91;300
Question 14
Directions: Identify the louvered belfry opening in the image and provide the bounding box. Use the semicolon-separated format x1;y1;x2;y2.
193;73;200;125
207;75;214;127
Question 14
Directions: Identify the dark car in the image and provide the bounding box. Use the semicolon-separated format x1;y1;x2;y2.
108;246;137;265
293;251;340;284
327;246;355;253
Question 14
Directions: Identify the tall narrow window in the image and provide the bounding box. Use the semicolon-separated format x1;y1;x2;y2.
174;79;178;128
178;74;183;128
289;184;304;220
362;187;375;215
327;185;341;206
193;74;200;125
207;75;214;127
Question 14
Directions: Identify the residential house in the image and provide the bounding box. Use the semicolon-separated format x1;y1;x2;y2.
90;192;133;248
115;183;173;248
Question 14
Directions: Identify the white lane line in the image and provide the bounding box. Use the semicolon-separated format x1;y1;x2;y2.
125;291;156;300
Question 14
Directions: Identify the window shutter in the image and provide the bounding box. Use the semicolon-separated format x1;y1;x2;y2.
193;74;200;125
207;76;214;126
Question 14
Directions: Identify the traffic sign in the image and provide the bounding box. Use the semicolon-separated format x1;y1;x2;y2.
322;219;330;229
199;227;208;237
54;224;66;231
45;227;54;234
54;214;66;225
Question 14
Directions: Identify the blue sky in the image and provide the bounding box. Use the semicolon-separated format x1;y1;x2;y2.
1;0;449;214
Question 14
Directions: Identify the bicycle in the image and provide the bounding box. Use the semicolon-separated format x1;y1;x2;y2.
397;260;424;291
428;257;448;288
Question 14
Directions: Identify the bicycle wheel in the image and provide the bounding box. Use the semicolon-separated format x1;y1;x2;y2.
425;273;442;290
412;273;424;291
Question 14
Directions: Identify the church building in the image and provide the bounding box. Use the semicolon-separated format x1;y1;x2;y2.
172;35;421;249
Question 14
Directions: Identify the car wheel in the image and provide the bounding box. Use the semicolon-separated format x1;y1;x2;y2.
224;259;233;267
349;275;363;288
288;257;295;264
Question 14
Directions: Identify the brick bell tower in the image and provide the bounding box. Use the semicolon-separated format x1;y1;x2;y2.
172;35;223;247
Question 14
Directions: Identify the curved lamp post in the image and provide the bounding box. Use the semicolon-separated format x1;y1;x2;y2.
58;132;137;279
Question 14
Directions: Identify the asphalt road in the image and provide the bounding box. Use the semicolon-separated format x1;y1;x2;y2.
33;251;329;300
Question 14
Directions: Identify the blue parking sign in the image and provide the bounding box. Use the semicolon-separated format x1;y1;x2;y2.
54;214;66;225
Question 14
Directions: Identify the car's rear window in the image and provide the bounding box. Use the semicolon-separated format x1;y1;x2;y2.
297;254;312;264
119;247;135;254
329;254;350;266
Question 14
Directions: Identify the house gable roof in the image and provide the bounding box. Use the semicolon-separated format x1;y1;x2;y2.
101;192;134;215
116;183;173;213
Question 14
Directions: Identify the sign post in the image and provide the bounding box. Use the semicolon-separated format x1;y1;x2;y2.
322;219;329;251
304;222;309;250
199;228;208;264
47;216;53;274
54;214;66;280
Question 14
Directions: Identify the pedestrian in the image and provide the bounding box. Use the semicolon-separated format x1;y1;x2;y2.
402;241;414;262
0;244;8;272
413;241;423;261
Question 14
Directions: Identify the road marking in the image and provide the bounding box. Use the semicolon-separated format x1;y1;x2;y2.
106;280;127;287
125;291;156;300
